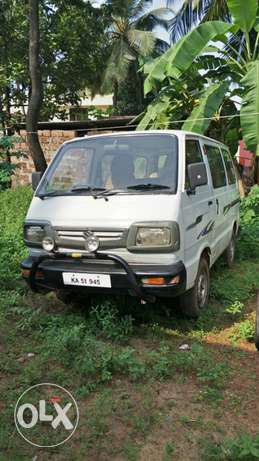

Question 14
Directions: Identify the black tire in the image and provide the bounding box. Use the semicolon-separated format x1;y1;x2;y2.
180;257;210;318
225;232;235;268
255;291;259;351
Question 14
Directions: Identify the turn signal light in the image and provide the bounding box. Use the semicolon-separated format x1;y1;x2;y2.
141;275;181;286
21;269;31;278
142;277;167;286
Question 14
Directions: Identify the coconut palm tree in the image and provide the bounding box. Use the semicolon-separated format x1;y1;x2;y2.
103;0;170;110
167;0;258;64
166;0;230;42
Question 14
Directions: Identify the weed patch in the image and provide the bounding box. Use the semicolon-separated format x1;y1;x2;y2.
200;433;259;460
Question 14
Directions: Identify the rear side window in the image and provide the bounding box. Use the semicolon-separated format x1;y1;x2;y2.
185;140;203;188
204;145;227;189
221;148;236;185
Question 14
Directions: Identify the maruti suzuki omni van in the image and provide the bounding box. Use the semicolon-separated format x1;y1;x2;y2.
21;130;240;317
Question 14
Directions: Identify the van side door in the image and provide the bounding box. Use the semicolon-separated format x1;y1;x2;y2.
201;143;229;259
220;146;240;232
182;138;215;286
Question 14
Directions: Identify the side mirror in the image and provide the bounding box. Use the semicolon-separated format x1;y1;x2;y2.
187;162;208;192
32;171;43;191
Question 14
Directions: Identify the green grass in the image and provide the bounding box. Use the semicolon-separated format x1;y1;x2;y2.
200;434;259;460
1;186;259;460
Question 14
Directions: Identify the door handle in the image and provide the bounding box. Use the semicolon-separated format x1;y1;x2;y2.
216;198;219;214
208;200;213;206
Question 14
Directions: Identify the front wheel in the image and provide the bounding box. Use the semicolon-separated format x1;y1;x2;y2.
224;232;235;268
180;257;210;318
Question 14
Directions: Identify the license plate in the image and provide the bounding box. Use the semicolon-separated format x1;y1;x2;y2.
62;272;111;288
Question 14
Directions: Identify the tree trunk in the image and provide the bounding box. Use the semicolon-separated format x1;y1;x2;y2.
113;80;118;109
26;0;47;172
134;61;144;110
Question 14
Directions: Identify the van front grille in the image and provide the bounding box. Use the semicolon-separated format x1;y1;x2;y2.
54;228;127;252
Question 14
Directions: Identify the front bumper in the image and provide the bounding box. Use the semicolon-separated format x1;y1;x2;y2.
21;253;186;301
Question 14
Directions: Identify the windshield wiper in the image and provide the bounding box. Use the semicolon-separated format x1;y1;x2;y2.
127;184;171;191
94;188;126;200
70;185;106;193
38;190;71;199
38;185;106;199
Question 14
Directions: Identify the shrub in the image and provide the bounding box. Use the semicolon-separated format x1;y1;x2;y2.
0;186;32;282
88;301;134;342
0;135;26;190
237;186;259;259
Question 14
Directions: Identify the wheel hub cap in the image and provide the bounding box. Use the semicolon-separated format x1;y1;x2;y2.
197;272;207;307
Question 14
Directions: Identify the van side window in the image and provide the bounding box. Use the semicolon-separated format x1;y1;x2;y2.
185;140;203;188
221;148;236;184
204;145;227;189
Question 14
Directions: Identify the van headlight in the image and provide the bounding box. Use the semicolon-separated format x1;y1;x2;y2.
24;225;46;245
24;223;54;251
127;222;180;251
136;227;171;246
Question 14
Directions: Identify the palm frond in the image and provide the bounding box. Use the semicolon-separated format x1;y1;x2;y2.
168;1;202;43
168;0;230;43
106;0;131;18
136;11;169;31
155;38;170;54
127;28;156;55
223;31;246;60
131;0;152;18
202;0;229;22
102;39;134;90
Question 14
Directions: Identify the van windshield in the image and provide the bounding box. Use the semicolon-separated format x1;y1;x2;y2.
37;134;178;197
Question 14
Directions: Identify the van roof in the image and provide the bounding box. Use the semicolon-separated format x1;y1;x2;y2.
63;130;228;149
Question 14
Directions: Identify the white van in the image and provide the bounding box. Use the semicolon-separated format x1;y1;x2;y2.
21;130;240;317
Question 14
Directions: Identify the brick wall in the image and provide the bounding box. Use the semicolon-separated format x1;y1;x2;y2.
12;129;76;186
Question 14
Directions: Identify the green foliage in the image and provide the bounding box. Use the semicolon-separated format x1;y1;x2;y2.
103;0;169;112
237;186;259;259
167;0;230;44
201;433;259;460
162;441;175;461
240;61;259;155
0;186;32;283
144;21;232;94
210;261;259;303
231;319;254;342
225;300;244;315
88;302;134;342
227;0;258;32
182;82;228;133
240;185;259;220
140;1;259;154
87;106;113;120
0;136;26;190
0;0;112;122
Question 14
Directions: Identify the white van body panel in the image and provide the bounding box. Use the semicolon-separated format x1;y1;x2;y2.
27;194;180;229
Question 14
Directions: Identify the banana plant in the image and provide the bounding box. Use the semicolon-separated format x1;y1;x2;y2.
139;0;259;155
